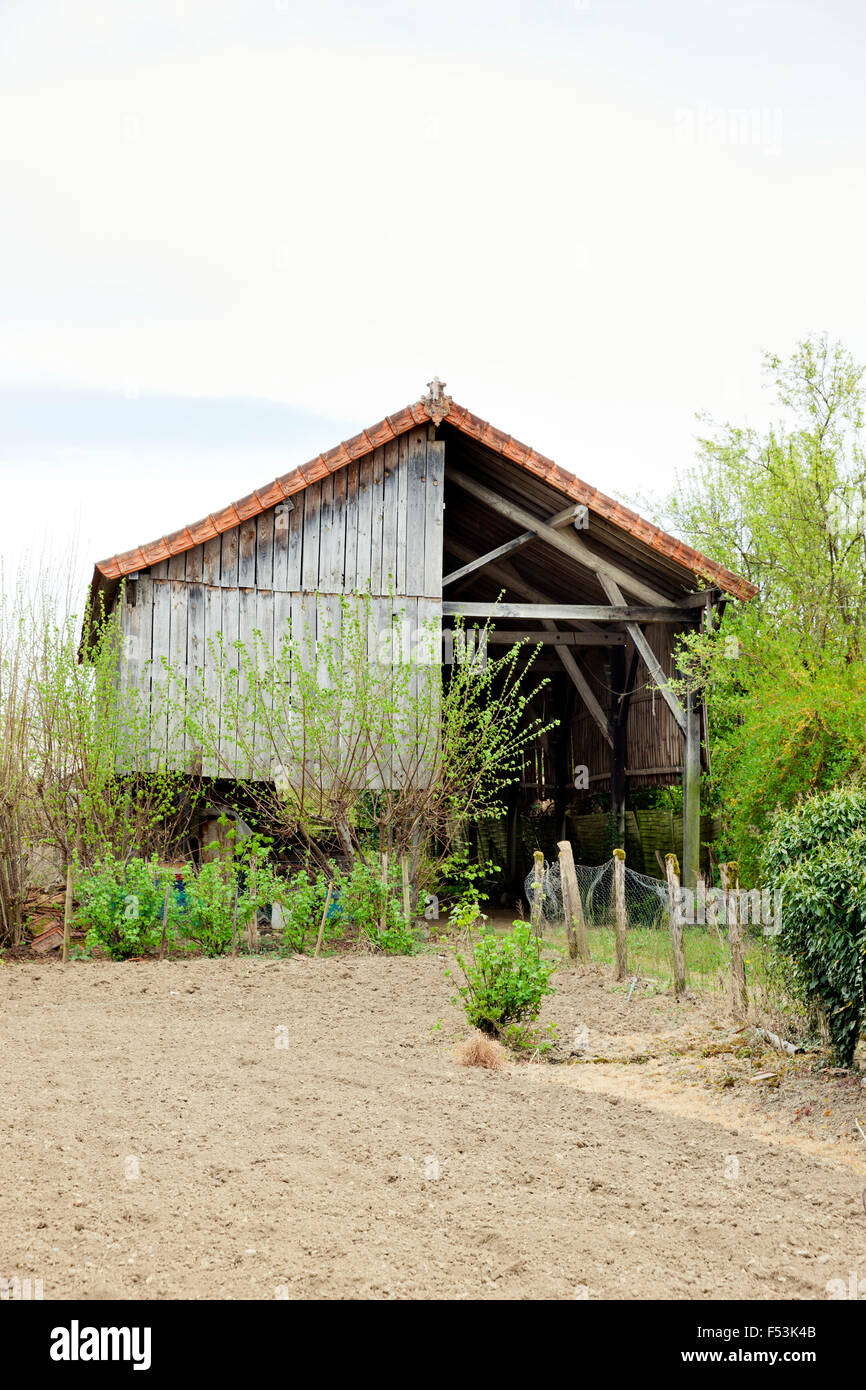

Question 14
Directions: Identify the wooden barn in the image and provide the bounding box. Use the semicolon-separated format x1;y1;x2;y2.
88;379;756;888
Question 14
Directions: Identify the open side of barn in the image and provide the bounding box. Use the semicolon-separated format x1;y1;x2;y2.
87;381;756;889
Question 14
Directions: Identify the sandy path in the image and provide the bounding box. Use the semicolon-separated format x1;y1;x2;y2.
2;955;865;1300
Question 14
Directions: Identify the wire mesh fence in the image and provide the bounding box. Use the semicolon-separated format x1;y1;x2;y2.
523;856;671;932
520;853;786;1020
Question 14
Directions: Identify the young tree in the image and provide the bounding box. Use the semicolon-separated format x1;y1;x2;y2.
654;335;866;875
183;594;552;897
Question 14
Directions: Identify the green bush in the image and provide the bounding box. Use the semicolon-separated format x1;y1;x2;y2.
74;854;176;960
450;920;557;1037
761;786;866;1065
252;863;340;955
339;858;416;955
177;859;250;956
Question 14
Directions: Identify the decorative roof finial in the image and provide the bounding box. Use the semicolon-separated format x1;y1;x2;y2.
421;376;453;426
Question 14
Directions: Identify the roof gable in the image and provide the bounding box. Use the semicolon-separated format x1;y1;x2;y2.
92;393;757;602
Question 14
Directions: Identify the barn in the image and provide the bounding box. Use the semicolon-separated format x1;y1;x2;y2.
87;378;756;890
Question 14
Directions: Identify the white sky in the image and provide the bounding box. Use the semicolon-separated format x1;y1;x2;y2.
2;0;865;589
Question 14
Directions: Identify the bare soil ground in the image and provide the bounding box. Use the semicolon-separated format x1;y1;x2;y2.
2;954;865;1300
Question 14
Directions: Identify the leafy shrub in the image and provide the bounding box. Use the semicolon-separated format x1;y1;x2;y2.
74;854;175;960
177;859;250;956
339;858;416;955
761;786;866;1065
450;920;556;1038
252;864;340;955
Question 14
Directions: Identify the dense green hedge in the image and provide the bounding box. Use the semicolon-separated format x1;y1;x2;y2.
761;787;866;1065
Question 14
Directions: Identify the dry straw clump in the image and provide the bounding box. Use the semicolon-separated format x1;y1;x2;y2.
456;1029;506;1071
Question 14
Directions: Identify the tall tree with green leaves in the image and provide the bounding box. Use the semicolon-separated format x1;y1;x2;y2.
654;335;866;877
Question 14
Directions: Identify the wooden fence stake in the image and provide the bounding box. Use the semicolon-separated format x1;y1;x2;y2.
231;887;238;957
558;840;590;963
531;850;545;937
314;883;335;958
664;853;687;996
612;848;628;982
158;883;171;961
720;861;748;1020
62;861;73;964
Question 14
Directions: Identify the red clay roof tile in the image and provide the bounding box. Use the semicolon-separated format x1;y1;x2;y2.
92;395;757;602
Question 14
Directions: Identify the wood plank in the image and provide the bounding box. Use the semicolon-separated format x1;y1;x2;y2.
381;438;400;596
117;579;144;771
237;586;257;777
301;479;321;591
369;445;386;594
475;628;626;646
218;587;240;775
150;579;171;769
187;580;205;764
202;536;221;586
415;596;441;789
442;601;693;623
220;526;239;588
238;518;257;588
202;585;222;777
343;462;359;594
395;432;409;596
355;453;374;592
256;508;275;591
273;502;290;592
287;492;304;591
424;438;444;600
168;579;189;764
185;544;203;582
330;465;348;592
254;589;274;780
317;471;343;592
406;428;427;597
272;587;292;784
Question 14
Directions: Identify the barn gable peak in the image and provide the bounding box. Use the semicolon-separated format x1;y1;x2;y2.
420;376;453;426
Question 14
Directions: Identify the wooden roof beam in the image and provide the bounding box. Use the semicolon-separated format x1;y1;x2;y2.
442;601;694;623
442;537;617;742
447;467;673;607
442;500;598;588
474;629;626;646
598;577;687;734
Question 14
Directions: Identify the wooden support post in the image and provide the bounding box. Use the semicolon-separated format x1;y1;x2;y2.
158;883;171;961
612;848;628;982
720;862;748;1020
62;861;73;964
531;850;545;937
558;840;590;963
314;883;334;958
231;887;238;957
682;684;701;890
664;853;687;996
609;646;626;844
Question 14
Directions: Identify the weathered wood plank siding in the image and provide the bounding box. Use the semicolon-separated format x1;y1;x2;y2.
119;425;444;780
